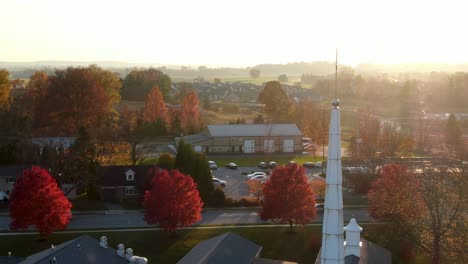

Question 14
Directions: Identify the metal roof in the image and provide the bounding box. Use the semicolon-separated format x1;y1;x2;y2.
207;124;302;137
177;232;262;264
19;235;129;264
315;238;392;264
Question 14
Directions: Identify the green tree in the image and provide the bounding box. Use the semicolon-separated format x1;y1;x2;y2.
122;68;172;101
250;68;260;79
257;81;292;122
0;69;11;111
277;74;288;83
445;114;464;157
174;141;215;204
157;153;174;170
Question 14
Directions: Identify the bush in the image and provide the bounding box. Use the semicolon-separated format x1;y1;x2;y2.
205;188;226;207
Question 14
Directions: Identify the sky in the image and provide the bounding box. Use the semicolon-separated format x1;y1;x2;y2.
1;0;467;66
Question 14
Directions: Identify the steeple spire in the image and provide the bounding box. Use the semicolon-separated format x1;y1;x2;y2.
320;50;344;264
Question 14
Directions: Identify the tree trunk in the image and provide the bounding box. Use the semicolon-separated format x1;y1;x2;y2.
431;236;441;264
288;220;293;233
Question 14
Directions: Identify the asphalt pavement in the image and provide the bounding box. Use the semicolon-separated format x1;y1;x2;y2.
0;207;372;232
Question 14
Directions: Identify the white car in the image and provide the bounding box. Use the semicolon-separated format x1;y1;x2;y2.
212;178;226;188
249;175;267;181
247;171;267;178
208;161;218;170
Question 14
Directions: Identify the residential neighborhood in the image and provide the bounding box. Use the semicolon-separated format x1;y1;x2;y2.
1;1;468;264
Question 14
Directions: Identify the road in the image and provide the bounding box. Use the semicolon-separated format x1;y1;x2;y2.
0;208;371;232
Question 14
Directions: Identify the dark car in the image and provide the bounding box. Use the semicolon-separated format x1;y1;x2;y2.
226;162;238;169
315;203;324;213
268;161;277;168
303;162;315;169
258;162;268;169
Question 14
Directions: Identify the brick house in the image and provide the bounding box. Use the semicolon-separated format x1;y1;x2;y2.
99;165;156;202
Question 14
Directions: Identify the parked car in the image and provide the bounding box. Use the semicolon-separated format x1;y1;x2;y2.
225;163;238;169
268;161;277;168
303;162;316;169
314;162;323;168
212;178;226;188
208;161;218;170
286;161;297;166
249;175;267;181
315;203;324;213
247;171;267;178
258;162;268;169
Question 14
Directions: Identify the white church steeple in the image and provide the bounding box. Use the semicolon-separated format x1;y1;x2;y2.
320;49;345;264
320;98;345;264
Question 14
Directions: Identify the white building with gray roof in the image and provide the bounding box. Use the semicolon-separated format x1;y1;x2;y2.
179;124;303;154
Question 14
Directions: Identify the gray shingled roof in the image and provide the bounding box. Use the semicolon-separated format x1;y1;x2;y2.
314;238;391;264
20;235;129;264
207;124;302;137
0;256;24;264
177;232;262;264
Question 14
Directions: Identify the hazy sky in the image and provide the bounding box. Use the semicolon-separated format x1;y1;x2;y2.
1;0;467;66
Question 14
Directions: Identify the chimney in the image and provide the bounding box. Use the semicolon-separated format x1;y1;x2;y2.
99;236;108;248
117;244;125;257
125;248;133;261
344;218;363;258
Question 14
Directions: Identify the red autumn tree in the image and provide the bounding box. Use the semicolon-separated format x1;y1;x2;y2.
260;164;316;232
180;90;201;133
143;85;169;127
9;166;72;238
143;169;203;233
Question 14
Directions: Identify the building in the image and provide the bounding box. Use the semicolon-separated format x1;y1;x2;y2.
0;165;76;201
178;232;297;264
180;124;303;153
1;235;147;264
315;98;391;263
99;165;155;202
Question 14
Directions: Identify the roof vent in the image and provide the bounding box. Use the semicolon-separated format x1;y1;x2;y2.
117;244;125;257
100;236;108;248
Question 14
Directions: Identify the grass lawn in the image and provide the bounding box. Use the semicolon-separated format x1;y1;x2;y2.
2;225;429;263
2;226;322;263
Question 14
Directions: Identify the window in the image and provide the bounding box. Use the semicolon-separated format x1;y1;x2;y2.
125;169;135;181
124;186;138;196
7;178;15;185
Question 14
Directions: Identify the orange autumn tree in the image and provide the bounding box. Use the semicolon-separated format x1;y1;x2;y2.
246;179;264;202
143;85;169;129
180;90;201;134
368;164;467;263
260;164;316;232
310;180;326;200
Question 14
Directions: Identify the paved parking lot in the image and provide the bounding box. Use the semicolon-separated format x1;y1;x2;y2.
212;165;323;200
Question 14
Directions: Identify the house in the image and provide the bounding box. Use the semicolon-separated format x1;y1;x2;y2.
180;124;303;154
0;166;33;201
177;232;297;264
1;235;147;264
31;137;76;151
99;165;155;202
